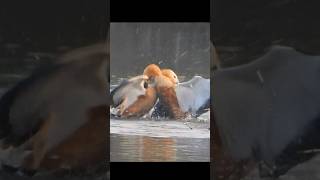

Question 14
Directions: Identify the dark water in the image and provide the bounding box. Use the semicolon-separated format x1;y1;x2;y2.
111;134;209;162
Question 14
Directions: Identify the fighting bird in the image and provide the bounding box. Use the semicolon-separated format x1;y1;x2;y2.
110;66;181;119
0;43;109;175
176;76;210;116
213;45;320;178
110;75;157;118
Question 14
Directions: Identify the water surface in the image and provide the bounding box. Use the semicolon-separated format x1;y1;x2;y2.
110;113;210;162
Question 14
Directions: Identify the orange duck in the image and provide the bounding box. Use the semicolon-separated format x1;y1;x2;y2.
110;65;181;119
110;74;157;119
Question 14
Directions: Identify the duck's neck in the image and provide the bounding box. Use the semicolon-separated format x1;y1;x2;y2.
154;76;173;88
156;86;186;120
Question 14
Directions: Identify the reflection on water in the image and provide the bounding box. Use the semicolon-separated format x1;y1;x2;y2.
111;134;209;162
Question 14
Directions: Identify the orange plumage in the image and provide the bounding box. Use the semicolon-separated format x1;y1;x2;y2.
161;69;179;85
143;64;186;119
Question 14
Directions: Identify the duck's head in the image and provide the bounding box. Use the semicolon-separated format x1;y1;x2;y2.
143;64;162;77
128;74;149;89
143;64;162;87
161;69;179;85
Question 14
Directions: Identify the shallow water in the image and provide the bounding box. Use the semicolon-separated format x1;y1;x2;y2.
110;118;210;162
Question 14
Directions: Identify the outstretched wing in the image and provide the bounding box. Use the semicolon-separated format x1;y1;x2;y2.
152;76;210;118
176;76;210;116
110;75;147;110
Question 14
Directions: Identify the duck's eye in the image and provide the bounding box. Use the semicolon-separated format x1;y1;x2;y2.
144;82;148;89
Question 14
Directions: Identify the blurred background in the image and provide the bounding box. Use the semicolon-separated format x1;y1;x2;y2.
110;23;210;83
0;0;108;179
0;0;107;89
213;0;320;179
214;0;320;67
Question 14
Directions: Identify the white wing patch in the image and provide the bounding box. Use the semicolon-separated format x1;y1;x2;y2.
176;76;210;115
111;75;148;113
